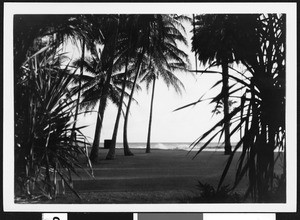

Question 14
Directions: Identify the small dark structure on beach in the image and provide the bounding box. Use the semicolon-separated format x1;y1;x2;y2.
104;139;112;149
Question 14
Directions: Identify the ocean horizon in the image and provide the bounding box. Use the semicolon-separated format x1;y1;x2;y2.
83;142;284;152
86;142;238;152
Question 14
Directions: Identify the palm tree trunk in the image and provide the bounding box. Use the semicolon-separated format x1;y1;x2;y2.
72;38;85;141
123;49;145;155
89;18;120;163
146;76;156;153
106;54;129;160
222;58;232;155
89;101;103;162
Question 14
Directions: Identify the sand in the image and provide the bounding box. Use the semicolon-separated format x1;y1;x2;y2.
50;148;284;203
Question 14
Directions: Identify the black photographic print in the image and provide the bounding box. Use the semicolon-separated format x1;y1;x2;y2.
3;2;297;213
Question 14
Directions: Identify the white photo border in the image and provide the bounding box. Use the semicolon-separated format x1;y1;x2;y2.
3;2;297;212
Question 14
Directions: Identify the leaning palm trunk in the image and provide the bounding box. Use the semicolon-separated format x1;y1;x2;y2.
89;18;120;163
222;58;232;155
90;101;103;162
123;50;145;155
106;55;129;159
72;38;85;141
146;76;156;153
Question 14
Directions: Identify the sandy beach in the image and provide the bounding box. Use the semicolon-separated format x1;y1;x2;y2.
45;147;283;204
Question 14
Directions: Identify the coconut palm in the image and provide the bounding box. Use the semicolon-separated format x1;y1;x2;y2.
71;38;85;141
14;14;104;144
72;54;133;113
88;15;120;163
106;14;137;159
141;53;188;153
121;15;152;155
72;40;138;161
122;14;190;153
139;14;190;153
14;14;102;75
80;15;142;161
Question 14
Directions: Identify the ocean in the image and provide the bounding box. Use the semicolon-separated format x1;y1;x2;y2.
102;142;231;152
84;142;284;153
81;142;283;152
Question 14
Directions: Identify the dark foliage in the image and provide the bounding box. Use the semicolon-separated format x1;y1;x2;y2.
179;14;286;202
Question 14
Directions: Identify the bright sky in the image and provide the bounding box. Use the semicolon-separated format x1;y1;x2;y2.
79;69;223;143
72;21;227;144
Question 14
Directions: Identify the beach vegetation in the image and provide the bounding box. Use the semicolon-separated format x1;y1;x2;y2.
13;12;286;203
211;99;237;117
192;181;242;203
179;14;286;202
14;14;99;200
14;46;92;200
191;14;239;155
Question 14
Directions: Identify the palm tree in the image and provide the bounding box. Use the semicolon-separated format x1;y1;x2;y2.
72;38;136;161
71;38;85;141
192;14;243;155
105;64;129;159
88;15;120;163
141;54;188;153
106;14;136;159
122;50;144;156
14;14;104;144
122;14;190;154
139;14;190;152
145;73;156;154
72;50;132;113
71;15;104;140
14;14;102;74
121;14;153;155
